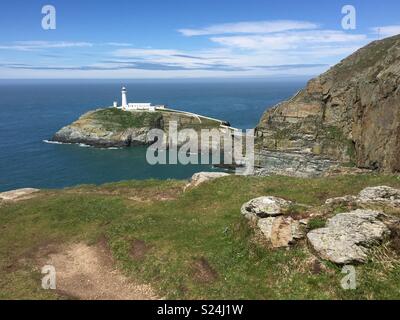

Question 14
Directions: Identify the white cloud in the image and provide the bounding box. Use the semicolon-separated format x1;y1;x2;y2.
178;20;318;36
371;25;400;38
210;30;367;50
0;20;373;79
102;42;133;47
0;41;93;51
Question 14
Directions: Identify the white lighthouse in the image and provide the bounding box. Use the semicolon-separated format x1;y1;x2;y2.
121;86;128;108
116;86;161;112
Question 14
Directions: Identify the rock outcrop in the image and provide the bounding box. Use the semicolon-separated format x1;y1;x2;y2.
307;210;392;264
256;35;400;175
257;216;306;248
53;108;230;148
325;186;400;213
241;196;308;248
0;188;40;202
184;172;230;190
241;196;293;220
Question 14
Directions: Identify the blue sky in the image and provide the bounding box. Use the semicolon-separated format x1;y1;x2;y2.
0;0;399;79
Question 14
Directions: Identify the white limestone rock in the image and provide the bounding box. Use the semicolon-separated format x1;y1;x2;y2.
258;216;306;248
358;186;400;207
241;196;292;220
0;188;40;202
184;172;230;190
307;209;391;264
325;186;400;210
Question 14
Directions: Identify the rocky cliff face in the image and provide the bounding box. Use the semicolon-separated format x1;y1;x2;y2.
256;35;400;175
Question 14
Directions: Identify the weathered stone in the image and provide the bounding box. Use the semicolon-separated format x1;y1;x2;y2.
185;172;230;190
0;188;40;202
307;209;391;264
358;186;400;206
241;196;292;220
325;186;400;210
325;195;358;207
254;150;338;178
258;216;306;248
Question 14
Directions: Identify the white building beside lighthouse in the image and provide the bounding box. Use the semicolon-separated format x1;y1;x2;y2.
115;86;164;112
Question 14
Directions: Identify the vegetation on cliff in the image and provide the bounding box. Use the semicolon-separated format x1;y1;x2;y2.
92;108;164;130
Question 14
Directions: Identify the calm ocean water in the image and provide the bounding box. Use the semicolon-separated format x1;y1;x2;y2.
0;79;306;191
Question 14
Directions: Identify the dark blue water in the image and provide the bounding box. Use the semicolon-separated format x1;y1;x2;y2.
0;79;306;191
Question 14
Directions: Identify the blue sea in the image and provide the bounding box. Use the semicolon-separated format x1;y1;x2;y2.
0;79;306;192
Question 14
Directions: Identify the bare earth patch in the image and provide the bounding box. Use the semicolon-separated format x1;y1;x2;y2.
39;242;159;300
191;257;218;284
130;239;152;261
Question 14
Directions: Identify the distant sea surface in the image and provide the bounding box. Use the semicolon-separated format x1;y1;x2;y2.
0;79;306;191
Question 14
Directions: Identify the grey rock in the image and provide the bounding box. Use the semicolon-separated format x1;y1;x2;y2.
358;186;400;206
255;35;400;174
307;209;391;264
254;150;338;178
325;186;400;209
325;195;358;207
241;196;292;220
184;172;230;190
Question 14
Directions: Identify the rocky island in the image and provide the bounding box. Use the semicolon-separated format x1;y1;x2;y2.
52;107;231;148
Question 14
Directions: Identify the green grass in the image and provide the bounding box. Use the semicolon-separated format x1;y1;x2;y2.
308;217;327;230
92;108;163;130
1;174;400;299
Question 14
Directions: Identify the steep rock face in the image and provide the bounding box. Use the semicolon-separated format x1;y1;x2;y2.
256;35;400;174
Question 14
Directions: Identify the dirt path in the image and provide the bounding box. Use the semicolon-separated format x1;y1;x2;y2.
40;242;159;300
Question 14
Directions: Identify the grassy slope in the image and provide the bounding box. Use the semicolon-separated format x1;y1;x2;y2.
86;108;222;132
1;175;400;300
90;108;164;130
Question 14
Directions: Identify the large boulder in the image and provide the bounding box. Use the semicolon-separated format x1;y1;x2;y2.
307;209;391;264
241;196;307;247
241;196;292;220
184;172;230;190
258;216;307;248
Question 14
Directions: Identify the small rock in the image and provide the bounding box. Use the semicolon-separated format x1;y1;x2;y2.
258;216;306;248
358;186;400;207
0;188;40;202
184;172;230;190
307;209;392;264
325;195;357;207
241;196;292;220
